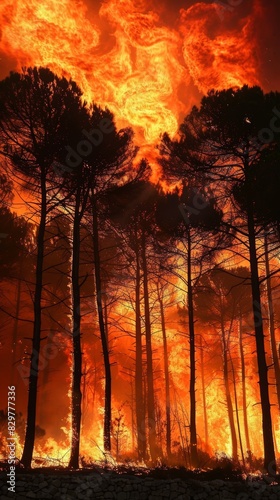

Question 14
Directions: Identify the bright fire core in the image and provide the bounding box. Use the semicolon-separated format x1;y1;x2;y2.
0;0;263;144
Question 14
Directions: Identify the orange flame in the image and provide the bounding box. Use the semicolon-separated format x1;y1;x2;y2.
180;2;261;94
0;0;262;146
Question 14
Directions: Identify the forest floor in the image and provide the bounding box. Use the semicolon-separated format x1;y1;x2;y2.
1;462;280;499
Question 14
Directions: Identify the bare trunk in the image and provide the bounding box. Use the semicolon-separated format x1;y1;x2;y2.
141;231;157;462
230;355;245;466
174;391;189;467
264;233;280;412
69;185;82;469
221;321;238;461
82;363;87;430
246;201;276;472
239;314;251;457
273;422;279;455
158;286;171;460
187;229;198;468
130;379;135;452
92;193;111;452
21;172;46;469
200;336;209;450
135;233;146;460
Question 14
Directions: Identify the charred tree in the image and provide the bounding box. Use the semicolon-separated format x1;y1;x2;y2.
187;228;198;468
91;192;112;452
264;233;280;412
220;318;238;462
157;282;171;461
0;67;87;468
106;174;159;461
69;184;83;469
230;354;245;466
156;185;224;468
199;336;209;450
239;314;251;456
21;169;47;468
247;200;276;470
141;231;157;462
135;231;146;460
159;85;280;471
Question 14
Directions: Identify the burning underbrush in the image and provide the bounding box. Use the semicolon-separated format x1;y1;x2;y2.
1;446;280;483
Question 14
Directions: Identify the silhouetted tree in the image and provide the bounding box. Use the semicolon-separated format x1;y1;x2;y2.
107;172;161;462
86;106;136;455
163;85;280;471
156;184;224;467
195;267;252;462
0;66;87;468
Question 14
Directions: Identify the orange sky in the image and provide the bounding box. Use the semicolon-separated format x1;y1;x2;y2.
0;0;279;148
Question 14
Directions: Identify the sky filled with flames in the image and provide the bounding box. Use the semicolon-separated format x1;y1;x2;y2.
0;0;279;146
0;0;280;464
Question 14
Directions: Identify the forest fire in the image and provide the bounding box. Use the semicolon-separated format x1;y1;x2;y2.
0;0;280;489
0;0;264;144
180;1;261;93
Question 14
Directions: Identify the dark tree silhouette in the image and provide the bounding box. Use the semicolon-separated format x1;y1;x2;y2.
0;66;87;468
162;85;280;471
195;267;252;462
86;106;136;455
156;184;223;467
60;104;136;467
107;172;161;462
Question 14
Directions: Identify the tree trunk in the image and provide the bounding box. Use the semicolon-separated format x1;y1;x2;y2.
239;314;251;457
264;233;280;412
221;320;238;461
82;362;87;431
158;285;171;461
21;172;47;469
135;232;146;460
187;228;198;468
92;192;111;452
246;201;276;472
104;292;109;339
174;390;189;467
69;185;82;469
141;231;157;462
230;354;245;466
130;378;135;452
200;336;209;451
273;422;279;455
